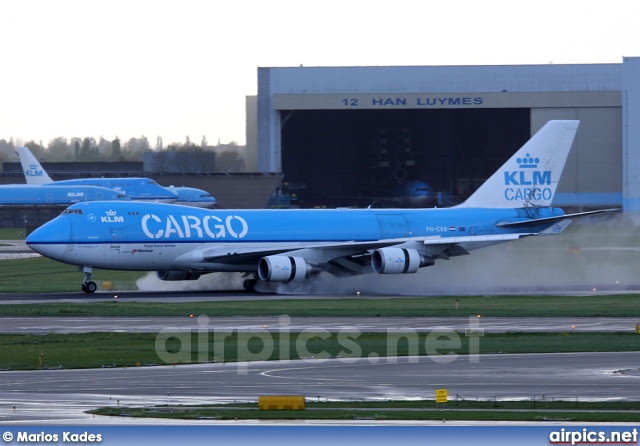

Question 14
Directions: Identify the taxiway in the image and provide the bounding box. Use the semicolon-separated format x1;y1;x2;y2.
1;290;639;424
1;352;639;424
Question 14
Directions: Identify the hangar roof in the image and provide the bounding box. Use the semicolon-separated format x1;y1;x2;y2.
260;64;622;93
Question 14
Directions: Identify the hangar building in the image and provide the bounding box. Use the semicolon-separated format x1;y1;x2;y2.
254;57;640;211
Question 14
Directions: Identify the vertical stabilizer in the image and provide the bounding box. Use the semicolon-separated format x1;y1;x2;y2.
15;147;54;184
457;120;579;208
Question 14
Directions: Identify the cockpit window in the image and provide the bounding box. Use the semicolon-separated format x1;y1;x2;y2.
62;208;83;215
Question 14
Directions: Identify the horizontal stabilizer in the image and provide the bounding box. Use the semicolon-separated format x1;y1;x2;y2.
496;208;620;228
422;233;531;245
538;219;573;235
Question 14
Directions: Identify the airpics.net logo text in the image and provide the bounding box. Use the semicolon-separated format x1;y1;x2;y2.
549;428;638;445
154;315;485;375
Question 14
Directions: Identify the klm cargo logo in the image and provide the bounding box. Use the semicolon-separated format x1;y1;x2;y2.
141;213;248;239
26;163;44;177
503;154;552;201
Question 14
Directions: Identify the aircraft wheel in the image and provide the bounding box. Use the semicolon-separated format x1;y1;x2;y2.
82;281;97;294
243;279;257;292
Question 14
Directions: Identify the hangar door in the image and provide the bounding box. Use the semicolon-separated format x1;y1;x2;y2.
280;108;530;208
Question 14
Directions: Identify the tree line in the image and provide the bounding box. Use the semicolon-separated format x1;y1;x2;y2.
0;136;246;173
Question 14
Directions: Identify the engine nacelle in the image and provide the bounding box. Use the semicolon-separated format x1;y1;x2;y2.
258;255;319;282
371;248;434;274
156;270;202;281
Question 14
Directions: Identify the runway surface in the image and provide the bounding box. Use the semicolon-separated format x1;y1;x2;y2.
1;290;639;425
1;352;639;424
0;239;38;260
0;316;638;334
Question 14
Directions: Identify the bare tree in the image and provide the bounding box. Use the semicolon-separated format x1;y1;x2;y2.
24;141;46;160
0;138;16;163
111;138;122;161
216;150;245;172
47;137;71;161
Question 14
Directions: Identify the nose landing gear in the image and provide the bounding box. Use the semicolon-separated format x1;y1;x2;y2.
80;266;97;293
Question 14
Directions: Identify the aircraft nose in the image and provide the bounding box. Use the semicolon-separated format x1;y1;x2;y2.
26;221;70;261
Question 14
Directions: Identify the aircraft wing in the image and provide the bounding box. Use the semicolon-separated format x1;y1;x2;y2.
178;233;538;275
199;238;421;264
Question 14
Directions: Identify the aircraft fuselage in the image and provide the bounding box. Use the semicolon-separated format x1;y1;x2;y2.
27;201;563;271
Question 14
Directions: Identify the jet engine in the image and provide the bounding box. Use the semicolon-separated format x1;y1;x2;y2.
258;255;320;282
156;270;202;281
371;247;434;274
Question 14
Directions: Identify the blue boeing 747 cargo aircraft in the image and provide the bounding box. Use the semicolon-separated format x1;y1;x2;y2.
27;121;616;293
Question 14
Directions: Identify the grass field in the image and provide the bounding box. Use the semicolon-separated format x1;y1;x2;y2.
1;331;639;371
91;402;640;422
1;294;640;317
0;226;146;293
0;228;24;240
0;257;146;293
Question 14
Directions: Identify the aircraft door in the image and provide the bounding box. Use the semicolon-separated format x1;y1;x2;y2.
107;226;129;264
376;214;409;239
110;228;121;242
64;213;77;258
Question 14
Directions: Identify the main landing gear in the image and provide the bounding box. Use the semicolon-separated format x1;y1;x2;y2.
242;273;258;292
80;266;97;294
243;278;257;292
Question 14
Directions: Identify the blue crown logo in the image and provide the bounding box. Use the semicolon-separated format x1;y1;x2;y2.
516;153;539;169
29;164;39;169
